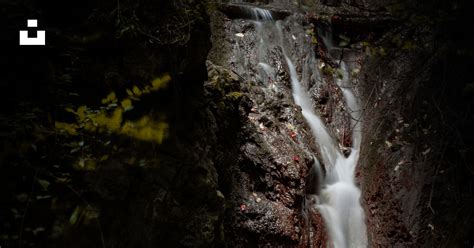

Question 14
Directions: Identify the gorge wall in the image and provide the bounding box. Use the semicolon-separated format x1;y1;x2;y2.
1;0;473;247
207;0;474;247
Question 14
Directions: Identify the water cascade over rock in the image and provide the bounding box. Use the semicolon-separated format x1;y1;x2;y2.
224;4;368;247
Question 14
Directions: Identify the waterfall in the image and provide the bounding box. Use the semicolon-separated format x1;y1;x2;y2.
241;6;368;247
250;7;274;21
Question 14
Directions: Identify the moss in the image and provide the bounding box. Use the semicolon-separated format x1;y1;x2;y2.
216;77;238;93
225;91;244;101
321;64;335;76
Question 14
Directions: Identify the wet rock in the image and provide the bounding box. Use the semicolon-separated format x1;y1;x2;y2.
259;115;273;127
206;7;344;247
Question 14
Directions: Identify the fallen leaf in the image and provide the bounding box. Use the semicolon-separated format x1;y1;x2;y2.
293;156;300;162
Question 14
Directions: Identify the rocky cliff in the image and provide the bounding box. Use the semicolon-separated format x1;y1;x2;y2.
1;0;473;247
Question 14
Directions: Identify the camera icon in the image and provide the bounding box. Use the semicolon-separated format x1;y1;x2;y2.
19;19;45;46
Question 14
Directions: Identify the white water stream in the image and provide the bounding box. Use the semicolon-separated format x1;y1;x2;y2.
241;7;368;247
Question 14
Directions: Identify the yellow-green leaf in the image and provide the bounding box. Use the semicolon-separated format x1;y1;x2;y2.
77;105;87;120
151;74;171;90
101;92;117;104
65;107;75;113
69;206;81;225
100;155;109;161
132;86;142;96
121;98;133;112
55;122;78;135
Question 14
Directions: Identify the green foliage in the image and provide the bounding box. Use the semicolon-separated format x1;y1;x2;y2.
336;69;344;80
338;35;351;47
361;41;388;57
225;91;243;101
321;64;336;76
55;74;171;144
306;28;318;45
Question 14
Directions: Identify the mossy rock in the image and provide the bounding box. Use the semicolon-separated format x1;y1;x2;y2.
225;91;244;101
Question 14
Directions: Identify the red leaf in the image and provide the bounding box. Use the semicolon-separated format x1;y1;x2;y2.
290;131;297;141
293;156;300;162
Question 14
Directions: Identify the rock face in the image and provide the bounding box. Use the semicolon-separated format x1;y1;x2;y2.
207;0;474;247
358;50;437;247
333;2;474;247
207;9;309;248
206;3;357;247
357;29;474;248
206;24;318;245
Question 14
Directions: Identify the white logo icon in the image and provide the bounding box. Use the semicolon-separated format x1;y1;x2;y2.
19;19;45;46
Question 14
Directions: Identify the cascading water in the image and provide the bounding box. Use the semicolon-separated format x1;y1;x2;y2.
234;5;368;247
250;7;273;21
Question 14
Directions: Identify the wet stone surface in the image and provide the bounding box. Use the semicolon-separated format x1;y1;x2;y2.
207;4;359;246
